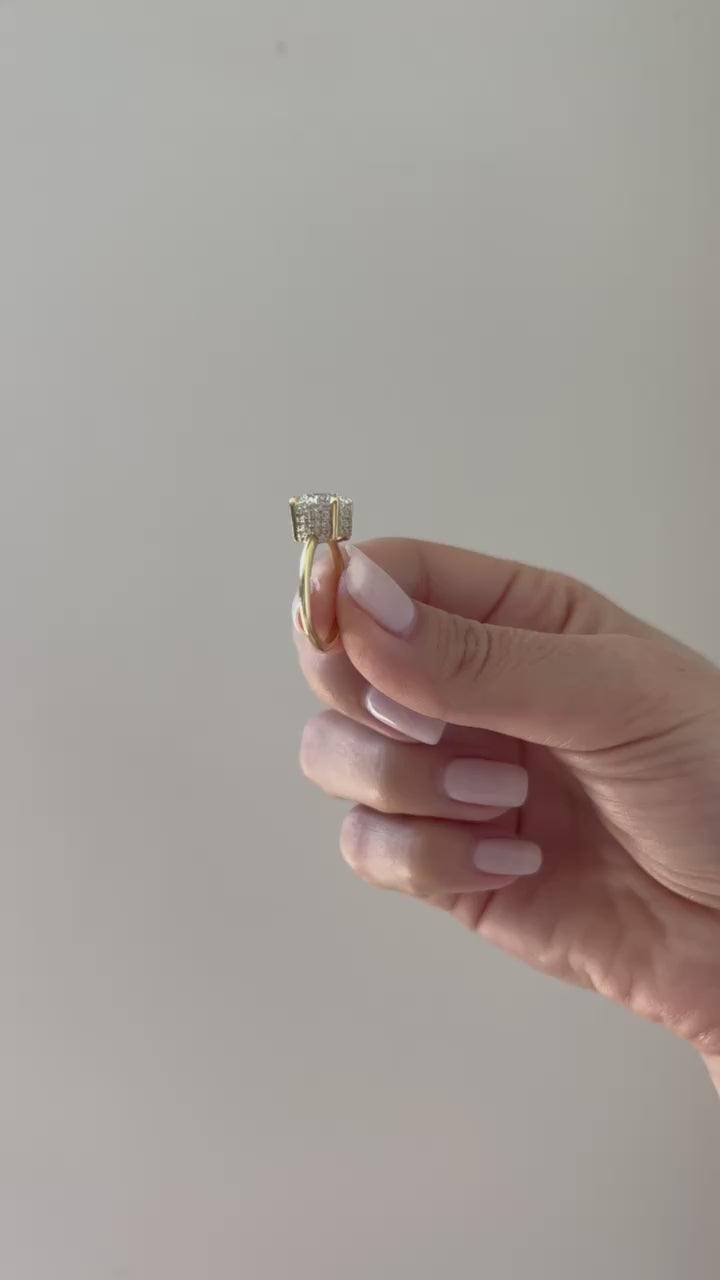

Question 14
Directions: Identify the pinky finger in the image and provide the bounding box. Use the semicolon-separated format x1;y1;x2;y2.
340;808;542;898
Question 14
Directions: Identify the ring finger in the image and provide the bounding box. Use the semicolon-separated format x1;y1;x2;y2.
341;807;543;897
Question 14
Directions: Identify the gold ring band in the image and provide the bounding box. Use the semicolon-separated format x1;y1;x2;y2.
298;536;344;650
290;494;354;652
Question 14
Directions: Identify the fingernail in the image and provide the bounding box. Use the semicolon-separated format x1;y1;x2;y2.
444;759;528;808
344;547;415;635
472;839;542;877
364;686;445;745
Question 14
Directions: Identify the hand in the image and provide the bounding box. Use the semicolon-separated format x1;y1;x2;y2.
294;540;720;1092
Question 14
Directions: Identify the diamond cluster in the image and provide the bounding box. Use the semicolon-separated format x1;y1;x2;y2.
290;494;353;543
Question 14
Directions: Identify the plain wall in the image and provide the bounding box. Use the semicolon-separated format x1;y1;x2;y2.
1;3;719;1277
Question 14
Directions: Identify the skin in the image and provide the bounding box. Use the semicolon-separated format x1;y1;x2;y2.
294;538;720;1096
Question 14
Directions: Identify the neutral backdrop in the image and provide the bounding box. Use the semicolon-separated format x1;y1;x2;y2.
1;3;719;1278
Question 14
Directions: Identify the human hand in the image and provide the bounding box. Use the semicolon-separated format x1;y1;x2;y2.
294;540;720;1092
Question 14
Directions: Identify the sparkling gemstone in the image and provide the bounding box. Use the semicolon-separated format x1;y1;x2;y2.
290;494;353;543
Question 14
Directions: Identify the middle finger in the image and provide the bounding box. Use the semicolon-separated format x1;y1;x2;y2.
301;711;528;822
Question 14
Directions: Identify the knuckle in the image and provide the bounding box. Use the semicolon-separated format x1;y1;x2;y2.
299;720;320;780
341;811;442;899
340;810;397;890
363;741;399;815
339;810;367;874
401;848;435;899
299;713;333;781
485;563;594;634
436;612;492;688
297;649;348;714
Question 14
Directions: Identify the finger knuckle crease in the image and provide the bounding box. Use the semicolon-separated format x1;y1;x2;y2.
364;745;396;814
440;614;491;687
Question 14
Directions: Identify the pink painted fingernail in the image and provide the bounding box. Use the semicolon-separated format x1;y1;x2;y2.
344;547;416;635
472;839;542;877
364;687;445;745
444;759;528;808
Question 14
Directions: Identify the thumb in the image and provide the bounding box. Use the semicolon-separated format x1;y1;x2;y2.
338;547;709;752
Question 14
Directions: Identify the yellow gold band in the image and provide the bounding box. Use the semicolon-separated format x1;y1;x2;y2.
298;536;344;651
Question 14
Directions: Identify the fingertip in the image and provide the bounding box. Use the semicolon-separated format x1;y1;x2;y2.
291;592;303;633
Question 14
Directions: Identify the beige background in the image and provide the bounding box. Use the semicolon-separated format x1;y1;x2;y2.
1;3;720;1277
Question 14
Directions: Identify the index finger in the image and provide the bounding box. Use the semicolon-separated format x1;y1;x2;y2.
301;537;650;643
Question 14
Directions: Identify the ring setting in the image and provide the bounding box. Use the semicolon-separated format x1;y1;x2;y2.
290;494;353;650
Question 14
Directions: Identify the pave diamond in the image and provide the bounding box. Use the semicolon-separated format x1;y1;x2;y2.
290;494;353;543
